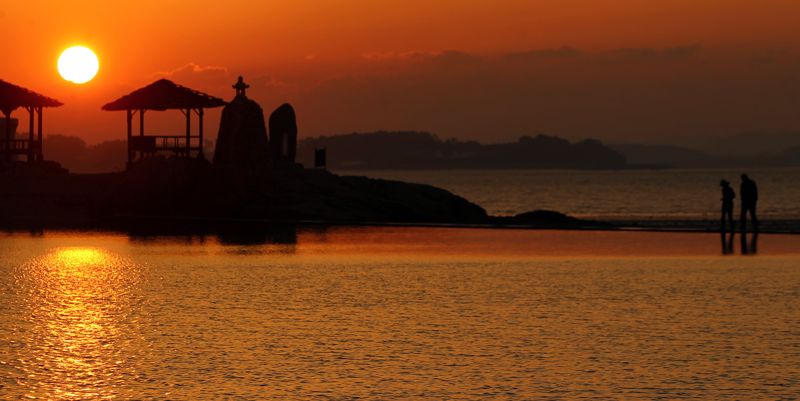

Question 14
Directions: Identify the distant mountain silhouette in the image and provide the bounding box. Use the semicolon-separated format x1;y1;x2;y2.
612;142;800;168
297;131;627;170
43;135;128;173
40;131;800;173
610;144;709;167
676;131;800;157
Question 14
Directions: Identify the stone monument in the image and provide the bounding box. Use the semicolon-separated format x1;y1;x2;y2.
268;103;298;164
213;76;270;167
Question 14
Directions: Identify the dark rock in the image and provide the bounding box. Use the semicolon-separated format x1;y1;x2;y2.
491;209;612;228
268;103;298;164
512;210;582;224
0;159;616;231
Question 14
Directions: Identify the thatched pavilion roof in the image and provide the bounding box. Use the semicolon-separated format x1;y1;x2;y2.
102;79;226;111
0;79;63;114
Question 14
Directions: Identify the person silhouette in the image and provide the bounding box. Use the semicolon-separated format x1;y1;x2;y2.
720;179;735;235
740;174;759;234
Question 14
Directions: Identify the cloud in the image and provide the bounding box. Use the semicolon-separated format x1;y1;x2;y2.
274;45;800;143
503;47;583;61
155;62;228;77
247;74;300;100
605;45;700;60
135;46;800;147
363;50;481;65
152;62;231;87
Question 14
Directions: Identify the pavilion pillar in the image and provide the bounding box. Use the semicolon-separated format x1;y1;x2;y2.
36;107;43;161
27;107;34;162
197;108;204;158
3;110;10;162
185;108;191;158
126;109;133;168
139;109;145;136
139;109;145;160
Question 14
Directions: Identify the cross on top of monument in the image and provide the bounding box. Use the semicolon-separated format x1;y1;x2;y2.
233;76;250;97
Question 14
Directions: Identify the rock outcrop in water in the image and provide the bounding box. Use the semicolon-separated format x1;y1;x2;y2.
491;210;611;228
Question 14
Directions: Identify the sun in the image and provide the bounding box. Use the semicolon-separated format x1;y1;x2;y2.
58;46;99;84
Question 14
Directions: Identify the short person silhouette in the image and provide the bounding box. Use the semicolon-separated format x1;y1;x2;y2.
740;174;759;234
720;179;735;234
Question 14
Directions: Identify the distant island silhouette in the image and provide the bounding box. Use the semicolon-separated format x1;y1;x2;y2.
297;132;629;170
40;132;632;173
612;142;800;168
38;132;800;173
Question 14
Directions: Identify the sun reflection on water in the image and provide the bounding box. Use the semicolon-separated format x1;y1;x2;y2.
12;247;142;400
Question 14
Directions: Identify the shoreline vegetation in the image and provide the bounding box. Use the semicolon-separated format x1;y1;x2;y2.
1;159;795;235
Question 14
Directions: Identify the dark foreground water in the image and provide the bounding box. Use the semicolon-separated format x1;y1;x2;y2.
1;228;799;400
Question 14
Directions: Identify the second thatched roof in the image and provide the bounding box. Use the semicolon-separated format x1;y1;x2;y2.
102;79;226;111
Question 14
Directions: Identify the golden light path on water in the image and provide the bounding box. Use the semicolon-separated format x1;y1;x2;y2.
0;228;799;399
11;247;143;400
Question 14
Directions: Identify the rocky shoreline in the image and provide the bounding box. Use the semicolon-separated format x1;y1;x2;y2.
0;159;610;232
4;160;795;235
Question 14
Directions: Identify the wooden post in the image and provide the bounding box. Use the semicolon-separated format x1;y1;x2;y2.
139;109;145;160
185;108;191;158
198;108;204;158
3;110;10;162
27;107;34;162
126;109;133;167
36;107;43;161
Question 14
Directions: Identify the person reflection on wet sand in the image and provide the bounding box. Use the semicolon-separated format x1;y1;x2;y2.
720;180;735;234
719;179;736;254
721;230;735;254
741;232;759;255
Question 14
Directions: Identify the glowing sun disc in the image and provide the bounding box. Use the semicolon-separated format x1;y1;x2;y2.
58;46;99;84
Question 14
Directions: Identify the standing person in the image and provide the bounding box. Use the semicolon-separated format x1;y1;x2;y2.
720;180;735;235
740;174;759;234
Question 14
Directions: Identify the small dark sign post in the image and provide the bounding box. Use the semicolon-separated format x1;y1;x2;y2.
314;147;327;169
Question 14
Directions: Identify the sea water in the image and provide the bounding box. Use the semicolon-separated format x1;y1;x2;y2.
341;167;800;220
0;227;798;399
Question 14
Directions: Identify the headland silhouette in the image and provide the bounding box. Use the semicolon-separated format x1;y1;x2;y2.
1;77;609;232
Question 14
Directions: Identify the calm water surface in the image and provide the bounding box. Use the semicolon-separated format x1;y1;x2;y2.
341;167;800;219
1;227;799;399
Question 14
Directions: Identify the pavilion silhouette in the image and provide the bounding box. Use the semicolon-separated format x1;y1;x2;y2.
0;79;63;162
102;79;226;168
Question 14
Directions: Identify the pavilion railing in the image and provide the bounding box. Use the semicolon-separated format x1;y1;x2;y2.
130;135;202;154
0;139;39;155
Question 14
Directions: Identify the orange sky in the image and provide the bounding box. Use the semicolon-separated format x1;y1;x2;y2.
2;0;800;144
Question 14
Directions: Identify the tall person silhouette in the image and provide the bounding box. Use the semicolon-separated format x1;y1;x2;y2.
720;180;735;236
740;174;759;235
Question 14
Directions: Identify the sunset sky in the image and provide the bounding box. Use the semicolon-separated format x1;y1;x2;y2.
2;0;800;145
